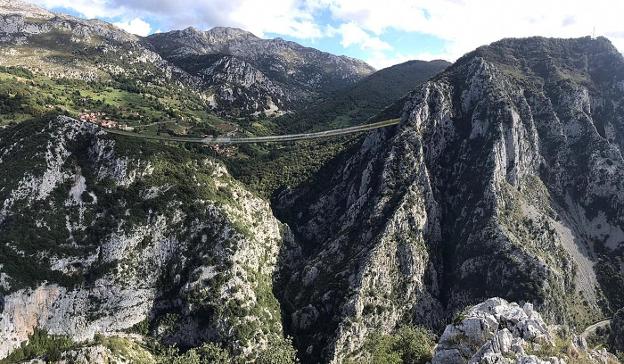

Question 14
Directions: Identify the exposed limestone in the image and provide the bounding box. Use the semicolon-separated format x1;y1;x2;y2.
432;298;619;364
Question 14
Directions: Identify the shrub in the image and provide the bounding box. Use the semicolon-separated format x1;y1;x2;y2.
257;336;298;364
155;342;232;364
0;329;75;363
610;308;624;353
362;326;434;364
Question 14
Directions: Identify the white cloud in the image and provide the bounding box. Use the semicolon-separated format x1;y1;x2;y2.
31;0;624;66
32;0;324;39
114;17;151;36
335;22;391;51
31;0;123;19
226;0;323;38
319;0;624;60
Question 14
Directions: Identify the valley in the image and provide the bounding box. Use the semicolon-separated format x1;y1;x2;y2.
0;1;624;363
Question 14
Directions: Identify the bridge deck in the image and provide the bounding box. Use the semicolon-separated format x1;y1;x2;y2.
100;118;401;144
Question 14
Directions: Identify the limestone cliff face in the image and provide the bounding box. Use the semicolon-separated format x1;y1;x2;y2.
274;36;624;363
178;54;291;117
0;117;288;360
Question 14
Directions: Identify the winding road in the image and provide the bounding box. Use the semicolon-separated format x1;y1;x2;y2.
580;319;611;340
101;118;401;144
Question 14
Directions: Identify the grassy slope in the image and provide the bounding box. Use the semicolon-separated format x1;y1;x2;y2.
0;66;235;135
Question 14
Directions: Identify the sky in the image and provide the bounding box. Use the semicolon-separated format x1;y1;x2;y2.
31;0;624;69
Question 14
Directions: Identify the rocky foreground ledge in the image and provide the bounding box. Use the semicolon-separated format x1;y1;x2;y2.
432;298;618;364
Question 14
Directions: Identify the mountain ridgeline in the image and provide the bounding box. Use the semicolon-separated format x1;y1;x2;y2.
274;59;450;133
145;27;375;116
1;1;624;363
0;0;374;120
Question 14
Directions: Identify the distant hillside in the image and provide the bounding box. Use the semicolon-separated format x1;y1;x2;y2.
145;27;375;116
0;1;374;119
219;60;449;198
273;59;450;133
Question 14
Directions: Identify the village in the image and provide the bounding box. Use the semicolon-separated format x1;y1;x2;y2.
78;111;134;131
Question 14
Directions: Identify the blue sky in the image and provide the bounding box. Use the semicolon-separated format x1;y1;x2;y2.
31;0;624;69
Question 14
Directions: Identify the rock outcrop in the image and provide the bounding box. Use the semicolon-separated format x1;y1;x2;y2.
432;298;618;364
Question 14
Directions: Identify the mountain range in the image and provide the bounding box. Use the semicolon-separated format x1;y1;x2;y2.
0;1;623;363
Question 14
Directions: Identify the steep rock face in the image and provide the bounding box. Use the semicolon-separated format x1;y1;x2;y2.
146;26;375;116
177;54;290;116
432;297;618;364
274;36;624;363
0;117;288;360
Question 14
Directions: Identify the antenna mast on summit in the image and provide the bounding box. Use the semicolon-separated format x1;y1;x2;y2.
592;26;596;39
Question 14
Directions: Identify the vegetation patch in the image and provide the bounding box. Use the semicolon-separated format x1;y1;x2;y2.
0;329;76;363
347;326;435;364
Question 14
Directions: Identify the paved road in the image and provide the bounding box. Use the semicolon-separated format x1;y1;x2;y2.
580;319;611;340
132;120;174;129
102;118;400;144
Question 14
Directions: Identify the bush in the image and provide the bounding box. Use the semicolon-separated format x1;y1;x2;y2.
155;342;232;364
195;343;232;363
0;329;75;363
257;336;298;364
610;308;624;353
362;326;434;364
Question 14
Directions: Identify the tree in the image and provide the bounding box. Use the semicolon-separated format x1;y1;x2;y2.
195;342;231;363
257;337;298;364
362;326;434;364
610;308;624;354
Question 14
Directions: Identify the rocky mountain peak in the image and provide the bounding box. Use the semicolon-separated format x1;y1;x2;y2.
274;35;624;362
0;0;139;43
0;0;54;18
453;36;624;86
175;25;258;46
205;26;258;40
484;35;620;57
144;23;375;116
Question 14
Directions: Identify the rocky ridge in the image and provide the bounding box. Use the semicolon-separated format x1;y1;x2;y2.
0;1;375;117
0;116;290;360
0;0;199;88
